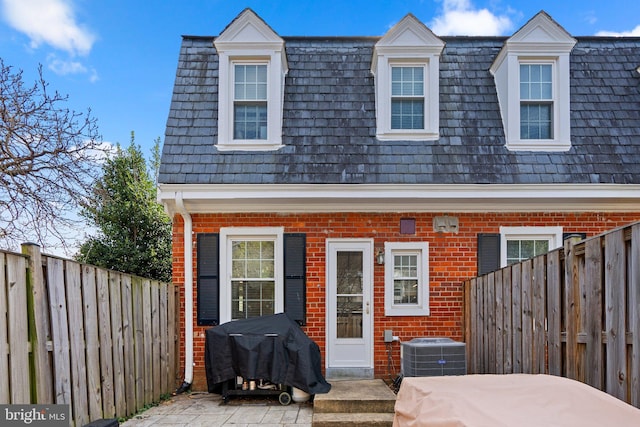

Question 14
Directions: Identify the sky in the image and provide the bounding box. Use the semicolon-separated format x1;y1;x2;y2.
1;0;639;255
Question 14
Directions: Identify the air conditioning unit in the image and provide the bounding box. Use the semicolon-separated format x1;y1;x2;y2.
401;338;466;377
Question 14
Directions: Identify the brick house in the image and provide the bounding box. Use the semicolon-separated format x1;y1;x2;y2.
157;8;640;390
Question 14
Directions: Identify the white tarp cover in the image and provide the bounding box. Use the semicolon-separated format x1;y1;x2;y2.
394;374;640;427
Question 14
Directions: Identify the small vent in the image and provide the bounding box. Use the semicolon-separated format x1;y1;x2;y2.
401;338;466;377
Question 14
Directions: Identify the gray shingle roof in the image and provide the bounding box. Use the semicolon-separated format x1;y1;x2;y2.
159;35;640;185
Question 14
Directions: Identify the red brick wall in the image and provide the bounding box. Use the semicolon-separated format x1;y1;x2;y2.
171;212;639;390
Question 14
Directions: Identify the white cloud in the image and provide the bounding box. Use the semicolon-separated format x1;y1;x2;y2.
1;0;95;56
596;25;640;37
48;55;87;75
430;0;513;36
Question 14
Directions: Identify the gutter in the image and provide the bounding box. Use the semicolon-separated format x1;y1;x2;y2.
174;192;193;394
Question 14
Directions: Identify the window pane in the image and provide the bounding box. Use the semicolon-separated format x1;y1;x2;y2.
520;104;552;139
520;64;552;101
394;279;418;304
391;66;423;96
234;64;267;101
507;238;552;265
336;295;363;338
234;103;268;140
391;100;424;130
336;251;363;294
232;280;275;320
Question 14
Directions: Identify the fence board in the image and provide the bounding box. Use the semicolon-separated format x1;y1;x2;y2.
465;279;474;373
168;285;177;391
631;224;640;407
82;265;103;421
564;239;579;380
7;254;30;403
142;279;153;403
511;264;522;373
66;261;89;426
532;256;546;374
546;250;562;376
584;238;603;390
521;260;533;373
96;268;115;418
494;272;504;374
47;257;72;405
151;282;161;397
121;275;136;417
22;244;53;403
160;281;168;394
0;253;10;403
502;268;513;374
132;277;145;410
109;272;126;416
605;230;626;400
487;273;496;373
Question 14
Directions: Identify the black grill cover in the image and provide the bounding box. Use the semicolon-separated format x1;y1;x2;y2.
205;313;331;395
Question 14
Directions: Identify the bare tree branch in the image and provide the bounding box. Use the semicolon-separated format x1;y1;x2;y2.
0;58;105;252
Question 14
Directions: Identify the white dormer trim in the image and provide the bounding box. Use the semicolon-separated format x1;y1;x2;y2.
372;14;445;141
490;11;576;152
214;9;287;151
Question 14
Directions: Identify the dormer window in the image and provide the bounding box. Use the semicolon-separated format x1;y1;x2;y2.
214;9;287;151
520;62;553;139
490;11;576;152
372;14;444;141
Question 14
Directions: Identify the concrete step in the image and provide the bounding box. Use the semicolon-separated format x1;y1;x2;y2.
313;379;397;416
312;412;394;427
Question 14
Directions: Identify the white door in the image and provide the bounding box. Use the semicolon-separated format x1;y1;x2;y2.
326;239;373;377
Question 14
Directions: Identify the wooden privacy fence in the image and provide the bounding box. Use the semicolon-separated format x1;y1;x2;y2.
0;243;178;426
464;222;640;408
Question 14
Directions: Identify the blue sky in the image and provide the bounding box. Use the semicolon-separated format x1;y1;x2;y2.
1;0;639;160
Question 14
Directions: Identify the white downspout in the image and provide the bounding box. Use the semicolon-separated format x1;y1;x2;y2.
175;192;193;392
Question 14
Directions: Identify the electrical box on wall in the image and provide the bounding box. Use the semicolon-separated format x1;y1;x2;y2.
384;330;394;343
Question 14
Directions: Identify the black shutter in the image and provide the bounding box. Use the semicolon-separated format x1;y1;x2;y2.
477;233;500;276
283;233;306;325
197;233;219;326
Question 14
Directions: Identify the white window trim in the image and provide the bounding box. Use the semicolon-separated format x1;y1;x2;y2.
519;59;555;140
219;227;284;323
384;242;429;316
217;55;284;151
376;59;438;140
213;9;287;151
499;226;563;268
504;55;571;151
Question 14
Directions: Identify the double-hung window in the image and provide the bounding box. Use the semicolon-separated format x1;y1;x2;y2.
220;227;284;323
391;66;425;130
500;226;562;267
234;64;268;140
384;242;429;316
231;238;275;319
520;63;553;140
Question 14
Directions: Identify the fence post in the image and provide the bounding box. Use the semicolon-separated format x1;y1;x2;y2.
22;243;54;404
